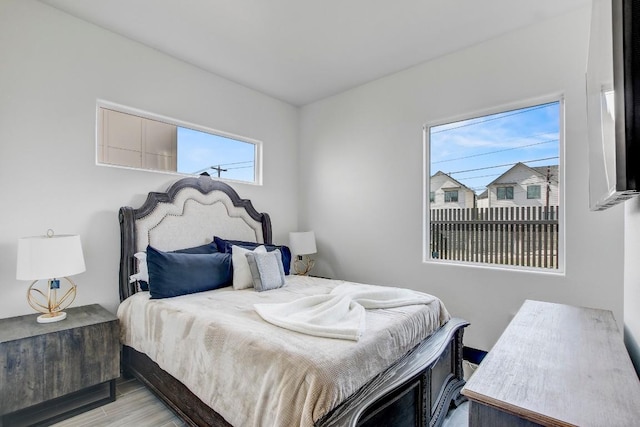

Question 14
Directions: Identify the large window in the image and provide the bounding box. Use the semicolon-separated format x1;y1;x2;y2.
426;100;562;270
97;101;261;184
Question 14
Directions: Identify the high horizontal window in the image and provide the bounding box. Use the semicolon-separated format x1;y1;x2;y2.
425;100;562;271
96;102;261;184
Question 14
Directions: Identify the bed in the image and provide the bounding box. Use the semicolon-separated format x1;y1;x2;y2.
118;175;469;427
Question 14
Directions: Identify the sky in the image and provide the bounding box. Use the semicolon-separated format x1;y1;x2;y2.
177;127;256;182
429;101;560;194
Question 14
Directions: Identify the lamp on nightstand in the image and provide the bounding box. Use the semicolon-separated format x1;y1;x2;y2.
16;229;85;323
289;231;317;275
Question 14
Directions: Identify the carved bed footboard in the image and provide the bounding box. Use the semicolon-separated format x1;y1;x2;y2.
122;318;467;427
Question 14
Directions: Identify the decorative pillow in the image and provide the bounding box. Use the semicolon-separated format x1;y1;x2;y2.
246;249;286;292
214;236;292;275
146;245;232;299
231;245;267;290
129;242;219;291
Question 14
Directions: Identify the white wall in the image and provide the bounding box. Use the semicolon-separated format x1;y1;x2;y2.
0;0;299;317
299;6;625;350
625;198;640;374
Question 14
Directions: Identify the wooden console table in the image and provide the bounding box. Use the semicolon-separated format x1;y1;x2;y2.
462;300;640;426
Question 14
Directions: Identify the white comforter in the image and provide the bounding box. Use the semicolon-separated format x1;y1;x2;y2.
117;276;450;427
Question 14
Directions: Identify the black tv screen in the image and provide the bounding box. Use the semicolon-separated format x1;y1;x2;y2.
587;0;640;211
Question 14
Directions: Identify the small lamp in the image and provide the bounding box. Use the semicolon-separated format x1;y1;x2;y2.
289;231;317;275
16;230;85;323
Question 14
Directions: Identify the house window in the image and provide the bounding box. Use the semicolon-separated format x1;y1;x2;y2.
444;190;458;203
497;187;514;200
96;101;261;184
426;99;563;271
430;191;435;203
527;185;541;199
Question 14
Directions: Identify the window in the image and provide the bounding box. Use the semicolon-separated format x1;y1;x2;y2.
430;191;435;203
426;100;562;270
527;185;541;199
96;101;261;184
444;190;458;203
497;186;514;200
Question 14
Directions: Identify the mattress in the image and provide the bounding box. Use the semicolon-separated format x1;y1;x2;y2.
117;275;450;427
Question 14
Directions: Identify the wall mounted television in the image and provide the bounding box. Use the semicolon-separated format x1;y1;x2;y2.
587;0;640;210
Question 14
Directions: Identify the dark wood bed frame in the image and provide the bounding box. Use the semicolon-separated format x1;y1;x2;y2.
118;175;469;427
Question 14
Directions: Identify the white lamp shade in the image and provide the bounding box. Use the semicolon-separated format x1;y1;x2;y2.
17;234;86;280
289;231;317;255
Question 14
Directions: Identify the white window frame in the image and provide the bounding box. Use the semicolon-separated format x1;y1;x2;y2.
444;190;459;203
422;96;565;274
497;186;514;200
96;99;263;185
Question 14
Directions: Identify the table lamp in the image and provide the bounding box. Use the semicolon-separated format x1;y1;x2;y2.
16;230;86;323
289;231;317;275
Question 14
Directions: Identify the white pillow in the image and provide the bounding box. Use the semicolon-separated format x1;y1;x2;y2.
129;252;148;283
232;245;267;290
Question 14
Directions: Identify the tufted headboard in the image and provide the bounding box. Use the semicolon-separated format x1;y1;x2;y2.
118;175;272;301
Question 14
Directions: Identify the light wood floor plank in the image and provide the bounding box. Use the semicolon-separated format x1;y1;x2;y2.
51;378;184;427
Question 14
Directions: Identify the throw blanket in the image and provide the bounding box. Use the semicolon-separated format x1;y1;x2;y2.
118;276;449;427
254;283;437;340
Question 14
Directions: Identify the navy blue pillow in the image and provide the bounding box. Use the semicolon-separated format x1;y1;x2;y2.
213;236;292;275
146;245;232;299
174;241;219;254
137;242;219;291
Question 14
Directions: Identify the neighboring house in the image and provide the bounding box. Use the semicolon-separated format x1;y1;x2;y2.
430;171;476;209
476;190;489;208
485;163;559;208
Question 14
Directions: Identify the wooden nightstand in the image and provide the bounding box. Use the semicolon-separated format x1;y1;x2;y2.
0;304;120;427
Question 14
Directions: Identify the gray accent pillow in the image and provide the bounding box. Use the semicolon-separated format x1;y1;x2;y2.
245;249;285;292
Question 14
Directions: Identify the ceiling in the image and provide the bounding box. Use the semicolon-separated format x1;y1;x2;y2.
41;0;591;106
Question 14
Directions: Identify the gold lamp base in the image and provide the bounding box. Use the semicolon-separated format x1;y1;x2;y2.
293;255;315;276
27;277;76;323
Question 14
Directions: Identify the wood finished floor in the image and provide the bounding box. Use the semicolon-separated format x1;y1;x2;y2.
52;377;468;427
51;377;185;427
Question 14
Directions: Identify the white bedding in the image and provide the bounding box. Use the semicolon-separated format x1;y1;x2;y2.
117;276;450;427
254;282;439;341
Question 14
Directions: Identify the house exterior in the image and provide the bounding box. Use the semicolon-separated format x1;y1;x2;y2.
430;171;476;209
485;163;558;208
476;190;489;208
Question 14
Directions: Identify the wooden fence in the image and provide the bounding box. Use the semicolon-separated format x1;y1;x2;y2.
430;206;559;269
